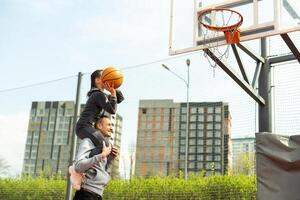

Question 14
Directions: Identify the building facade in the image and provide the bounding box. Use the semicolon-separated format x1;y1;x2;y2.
135;100;180;177
134;99;231;177
22;101;122;177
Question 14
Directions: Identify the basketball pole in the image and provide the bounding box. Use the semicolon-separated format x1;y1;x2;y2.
258;38;272;133
65;72;83;200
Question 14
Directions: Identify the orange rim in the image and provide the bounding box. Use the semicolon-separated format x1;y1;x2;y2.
198;8;243;32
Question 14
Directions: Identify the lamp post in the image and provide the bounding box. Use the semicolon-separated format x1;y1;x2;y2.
161;59;190;180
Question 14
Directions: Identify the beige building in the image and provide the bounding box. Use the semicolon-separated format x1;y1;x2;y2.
134;99;231;177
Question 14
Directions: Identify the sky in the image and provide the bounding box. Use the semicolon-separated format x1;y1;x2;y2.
0;0;299;178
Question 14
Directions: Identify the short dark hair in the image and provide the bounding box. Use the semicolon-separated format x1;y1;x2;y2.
94;115;110;128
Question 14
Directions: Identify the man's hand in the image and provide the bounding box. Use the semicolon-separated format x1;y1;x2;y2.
101;141;111;158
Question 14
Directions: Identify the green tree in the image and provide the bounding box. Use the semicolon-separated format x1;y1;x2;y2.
232;152;256;175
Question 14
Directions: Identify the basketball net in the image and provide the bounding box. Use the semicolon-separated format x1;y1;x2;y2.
198;8;243;77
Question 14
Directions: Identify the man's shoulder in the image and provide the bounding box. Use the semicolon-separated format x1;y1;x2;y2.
80;138;96;148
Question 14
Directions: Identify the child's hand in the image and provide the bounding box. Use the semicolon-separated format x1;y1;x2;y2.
111;146;119;157
104;82;116;97
101;141;112;157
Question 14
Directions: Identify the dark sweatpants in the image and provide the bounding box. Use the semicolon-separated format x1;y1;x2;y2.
73;188;102;200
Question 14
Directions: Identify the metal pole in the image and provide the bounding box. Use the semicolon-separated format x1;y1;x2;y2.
258;39;272;132
161;60;191;180
65;72;83;200
185;59;190;180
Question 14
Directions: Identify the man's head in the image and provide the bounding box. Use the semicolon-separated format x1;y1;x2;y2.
95;115;113;137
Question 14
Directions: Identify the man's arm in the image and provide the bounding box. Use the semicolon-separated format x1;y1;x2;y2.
74;139;104;173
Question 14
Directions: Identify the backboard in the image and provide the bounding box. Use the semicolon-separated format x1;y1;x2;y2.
169;0;300;55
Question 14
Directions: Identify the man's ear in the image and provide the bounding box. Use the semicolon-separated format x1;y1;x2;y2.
96;122;101;130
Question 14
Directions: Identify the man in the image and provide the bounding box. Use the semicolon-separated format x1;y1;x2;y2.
72;115;119;200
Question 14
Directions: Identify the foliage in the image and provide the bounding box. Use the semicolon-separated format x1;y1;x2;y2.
0;174;66;200
103;175;256;200
230;152;256;176
0;174;256;200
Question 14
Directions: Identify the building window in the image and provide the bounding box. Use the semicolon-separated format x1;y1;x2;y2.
190;115;197;122
215;115;221;122
207;107;214;113
31;109;36;115
179;154;185;160
180;139;186;145
207;139;213;145
198;124;204;130
214;162;221;169
180;147;185;153
207;155;212;161
215;147;221;153
190;123;196;130
189;146;196;153
207;115;213;121
38;109;44;115
197;147;203;153
198;115;204;122
197;162;203;169
207;123;213;130
188;162;195;168
189;139;196;145
197;139;203;145
215;139;221;145
215;123;222;130
215;107;222;113
189;155;196;160
181;123;186;130
207;130;213;137
191;107;197;114
198;131;204;137
198;107;204;113
207;147;213;153
214;155;221;161
181;130;186;137
215;131;221;137
190;130;196;137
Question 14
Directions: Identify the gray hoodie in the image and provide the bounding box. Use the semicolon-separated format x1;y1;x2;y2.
74;137;110;196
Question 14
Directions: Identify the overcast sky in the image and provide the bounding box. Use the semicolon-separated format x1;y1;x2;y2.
0;0;299;177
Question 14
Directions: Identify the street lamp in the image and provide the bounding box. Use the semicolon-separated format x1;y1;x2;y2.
161;59;190;180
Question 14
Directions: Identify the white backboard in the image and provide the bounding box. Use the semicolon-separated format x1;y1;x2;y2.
169;0;300;55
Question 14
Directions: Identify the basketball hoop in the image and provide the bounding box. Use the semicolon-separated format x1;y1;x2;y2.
198;8;243;73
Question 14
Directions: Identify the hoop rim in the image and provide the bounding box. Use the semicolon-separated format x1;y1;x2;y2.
198;8;243;32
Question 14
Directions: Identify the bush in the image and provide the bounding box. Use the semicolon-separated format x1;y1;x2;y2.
103;175;256;200
0;174;66;200
0;174;256;200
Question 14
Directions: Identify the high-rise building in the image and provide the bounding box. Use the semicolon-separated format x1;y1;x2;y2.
134;99;231;177
22;101;122;177
135;100;180;177
231;136;255;175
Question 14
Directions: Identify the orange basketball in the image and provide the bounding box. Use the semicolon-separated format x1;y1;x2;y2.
101;66;124;89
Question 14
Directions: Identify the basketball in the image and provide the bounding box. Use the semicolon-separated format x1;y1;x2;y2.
101;66;124;89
